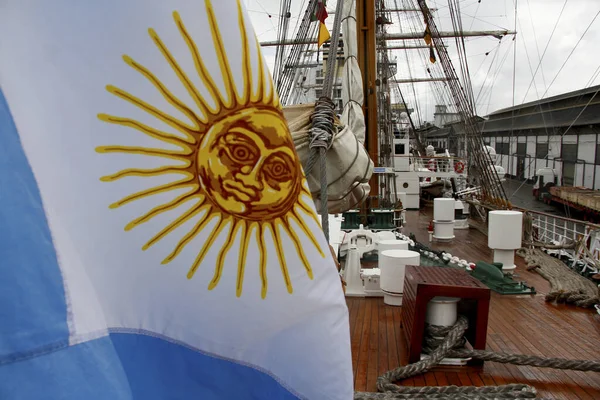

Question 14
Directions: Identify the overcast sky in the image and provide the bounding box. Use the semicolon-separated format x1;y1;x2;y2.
244;0;600;124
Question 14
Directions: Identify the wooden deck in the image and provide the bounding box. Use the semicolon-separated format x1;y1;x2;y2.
349;209;600;399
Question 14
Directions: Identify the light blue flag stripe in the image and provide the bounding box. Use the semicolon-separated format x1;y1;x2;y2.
0;88;70;359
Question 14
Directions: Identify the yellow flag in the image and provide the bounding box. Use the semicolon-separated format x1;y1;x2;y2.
424;25;432;46
318;22;330;48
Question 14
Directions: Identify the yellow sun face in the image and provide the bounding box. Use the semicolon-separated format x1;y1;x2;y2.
198;107;302;220
97;0;325;298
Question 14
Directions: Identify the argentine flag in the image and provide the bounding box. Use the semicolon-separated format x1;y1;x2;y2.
0;0;353;399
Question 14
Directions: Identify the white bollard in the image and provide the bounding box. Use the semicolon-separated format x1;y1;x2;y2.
343;244;365;297
425;297;460;327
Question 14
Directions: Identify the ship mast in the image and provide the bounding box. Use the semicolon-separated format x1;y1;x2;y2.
356;0;379;207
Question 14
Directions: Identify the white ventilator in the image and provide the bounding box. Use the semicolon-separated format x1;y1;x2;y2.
488;210;523;273
433;198;455;241
379;249;420;306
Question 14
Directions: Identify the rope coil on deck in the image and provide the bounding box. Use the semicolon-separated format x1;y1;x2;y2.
354;315;600;399
517;247;600;308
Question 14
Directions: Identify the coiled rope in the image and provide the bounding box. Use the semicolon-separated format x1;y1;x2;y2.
354;315;600;399
517;247;600;308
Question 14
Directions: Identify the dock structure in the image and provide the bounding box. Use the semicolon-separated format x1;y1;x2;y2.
422;85;600;189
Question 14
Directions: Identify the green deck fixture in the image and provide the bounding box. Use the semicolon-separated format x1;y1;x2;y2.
367;209;396;230
341;210;361;230
409;234;536;295
341;208;398;231
469;261;536;295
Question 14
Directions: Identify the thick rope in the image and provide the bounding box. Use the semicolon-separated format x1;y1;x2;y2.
424;324;600;372
517;247;600;308
306;0;344;242
355;314;600;399
307;98;336;241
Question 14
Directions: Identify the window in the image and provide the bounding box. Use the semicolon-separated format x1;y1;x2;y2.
395;143;406;155
315;89;322;98
483;137;491;145
536;143;548;159
561;143;577;162
595;144;600;165
496;142;509;155
517;142;527;156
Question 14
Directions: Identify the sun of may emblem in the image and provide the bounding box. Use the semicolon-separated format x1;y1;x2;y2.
97;0;325;298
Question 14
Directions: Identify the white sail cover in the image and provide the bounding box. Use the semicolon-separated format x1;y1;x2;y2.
282;0;373;214
285;104;373;214
0;1;353;399
341;0;366;144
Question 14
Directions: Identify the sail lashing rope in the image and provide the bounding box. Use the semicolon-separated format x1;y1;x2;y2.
307;0;345;241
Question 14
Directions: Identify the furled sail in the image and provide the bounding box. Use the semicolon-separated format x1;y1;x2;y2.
284;0;372;214
284;104;372;214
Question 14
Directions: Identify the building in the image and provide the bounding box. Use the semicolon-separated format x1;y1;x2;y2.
480;84;600;188
433;104;461;128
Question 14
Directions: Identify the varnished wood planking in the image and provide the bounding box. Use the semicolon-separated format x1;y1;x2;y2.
347;209;600;399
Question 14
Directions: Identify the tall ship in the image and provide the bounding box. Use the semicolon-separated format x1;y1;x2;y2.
263;0;600;398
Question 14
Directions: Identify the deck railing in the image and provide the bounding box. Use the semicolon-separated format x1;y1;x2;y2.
467;200;600;275
516;207;600;275
411;156;466;174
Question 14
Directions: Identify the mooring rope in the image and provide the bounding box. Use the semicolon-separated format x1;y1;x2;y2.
354;315;600;399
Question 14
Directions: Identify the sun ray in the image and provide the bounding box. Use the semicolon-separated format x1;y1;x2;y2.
162;206;216;264
100;165;191;182
236;0;251;105
296;200;323;229
282;220;313;279
205;0;238;107
143;203;206;250
187;217;232;279
269;222;293;294
105;85;198;135
125;192;204;231
257;225;268;299
96;145;192;162
109;175;195;209
208;220;243;292
235;221;253;297
149;22;216;117
98;114;196;146
252;35;264;103
122;55;206;128
100;4;317;298
290;210;325;257
264;72;274;105
269;75;280;109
